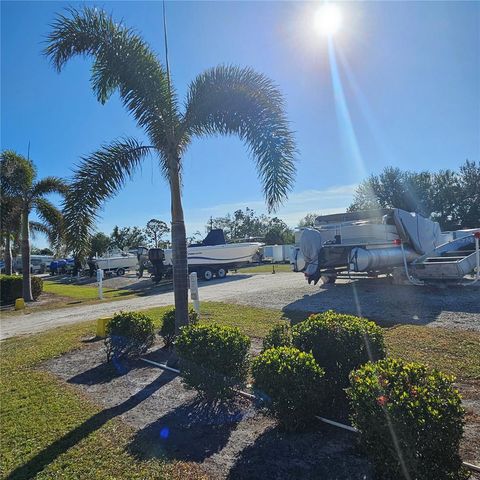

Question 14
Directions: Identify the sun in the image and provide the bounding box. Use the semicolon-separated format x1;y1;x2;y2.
314;4;342;37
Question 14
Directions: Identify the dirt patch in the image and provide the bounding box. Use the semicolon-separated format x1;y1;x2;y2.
43;339;373;479
43;339;480;478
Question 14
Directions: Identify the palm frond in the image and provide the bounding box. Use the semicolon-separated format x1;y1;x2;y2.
31;176;68;199
63;137;153;255
33;198;64;247
182;65;296;211
44;7;177;152
29;221;50;241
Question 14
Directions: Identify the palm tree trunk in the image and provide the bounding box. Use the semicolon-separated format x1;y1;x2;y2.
170;167;189;335
4;234;13;275
21;209;33;302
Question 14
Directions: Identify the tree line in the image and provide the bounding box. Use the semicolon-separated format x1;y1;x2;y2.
348;160;479;230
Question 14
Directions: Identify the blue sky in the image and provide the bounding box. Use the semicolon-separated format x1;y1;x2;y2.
2;1;479;246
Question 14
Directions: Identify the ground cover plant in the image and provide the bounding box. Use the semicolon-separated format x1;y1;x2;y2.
252;346;325;431
105;311;155;361
1;302;478;479
176;324;251;399
348;358;468;480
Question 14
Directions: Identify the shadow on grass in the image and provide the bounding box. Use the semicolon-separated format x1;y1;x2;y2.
5;370;175;480
129;398;244;463
227;424;372;480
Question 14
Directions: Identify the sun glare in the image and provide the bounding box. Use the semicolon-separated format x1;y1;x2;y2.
314;4;342;37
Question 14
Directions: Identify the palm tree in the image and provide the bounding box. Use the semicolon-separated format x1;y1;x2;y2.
0;151;66;301
45;7;296;331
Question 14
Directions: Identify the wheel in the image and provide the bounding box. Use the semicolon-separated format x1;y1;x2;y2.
202;268;214;281
116;268;126;276
216;267;227;279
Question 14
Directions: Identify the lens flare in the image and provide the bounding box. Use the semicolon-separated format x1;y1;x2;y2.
314;4;342;37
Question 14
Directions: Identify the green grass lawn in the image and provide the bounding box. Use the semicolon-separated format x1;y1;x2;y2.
43;279;133;300
1;301;479;479
237;263;292;274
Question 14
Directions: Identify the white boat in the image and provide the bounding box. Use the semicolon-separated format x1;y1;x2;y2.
94;249;138;276
163;242;263;267
149;229;263;281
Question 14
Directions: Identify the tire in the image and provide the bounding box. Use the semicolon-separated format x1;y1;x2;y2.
202;268;214;281
216;267;227;279
116;268;126;276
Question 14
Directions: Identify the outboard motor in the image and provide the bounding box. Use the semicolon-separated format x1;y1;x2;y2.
148;248;165;283
299;228;324;285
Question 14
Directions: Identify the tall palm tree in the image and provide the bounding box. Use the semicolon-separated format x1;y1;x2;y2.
0;151;66;300
45;7;296;331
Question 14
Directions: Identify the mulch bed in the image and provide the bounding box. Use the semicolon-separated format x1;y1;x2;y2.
43;339;373;479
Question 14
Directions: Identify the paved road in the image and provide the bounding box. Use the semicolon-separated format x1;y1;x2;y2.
1;272;479;340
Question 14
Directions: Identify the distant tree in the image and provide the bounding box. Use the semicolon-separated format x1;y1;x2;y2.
348;161;479;229
456;160;480;228
264;217;294;245
145;219;170;248
209;208;293;244
298;213;319;228
31;247;54;255
187;230;202;245
210;208;269;240
348;167;433;215
89;232;111;257
110;226;147;250
0;150;66;300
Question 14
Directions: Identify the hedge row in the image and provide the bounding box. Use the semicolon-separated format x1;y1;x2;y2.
0;274;43;305
105;309;467;479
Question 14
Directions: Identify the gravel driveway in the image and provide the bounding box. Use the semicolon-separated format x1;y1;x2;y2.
1;272;479;340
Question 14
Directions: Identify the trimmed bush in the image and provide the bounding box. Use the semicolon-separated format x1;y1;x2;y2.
292;310;385;402
348;358;467;480
252;347;325;432
159;307;199;348
105;311;155;362
176;324;250;399
262;323;292;352
0;274;43;304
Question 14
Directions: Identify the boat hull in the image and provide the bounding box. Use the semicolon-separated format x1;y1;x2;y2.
163;243;262;267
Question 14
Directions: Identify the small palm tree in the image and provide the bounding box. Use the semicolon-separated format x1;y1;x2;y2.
45;7;296;331
0;151;66;300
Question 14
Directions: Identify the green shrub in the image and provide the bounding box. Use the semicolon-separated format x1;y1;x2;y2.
348;358;467;480
176;324;250;399
252;347;325;432
159;307;199;348
0;274;43;304
262;323;292;352
31;276;43;300
105;311;155;362
292;310;385;402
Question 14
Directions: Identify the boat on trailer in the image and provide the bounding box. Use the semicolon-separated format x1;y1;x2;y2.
148;229;263;282
292;209;479;286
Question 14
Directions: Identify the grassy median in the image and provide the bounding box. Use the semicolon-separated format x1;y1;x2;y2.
1;302;478;479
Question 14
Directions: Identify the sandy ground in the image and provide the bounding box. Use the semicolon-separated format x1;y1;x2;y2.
1;272;479;340
43;339;479;478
